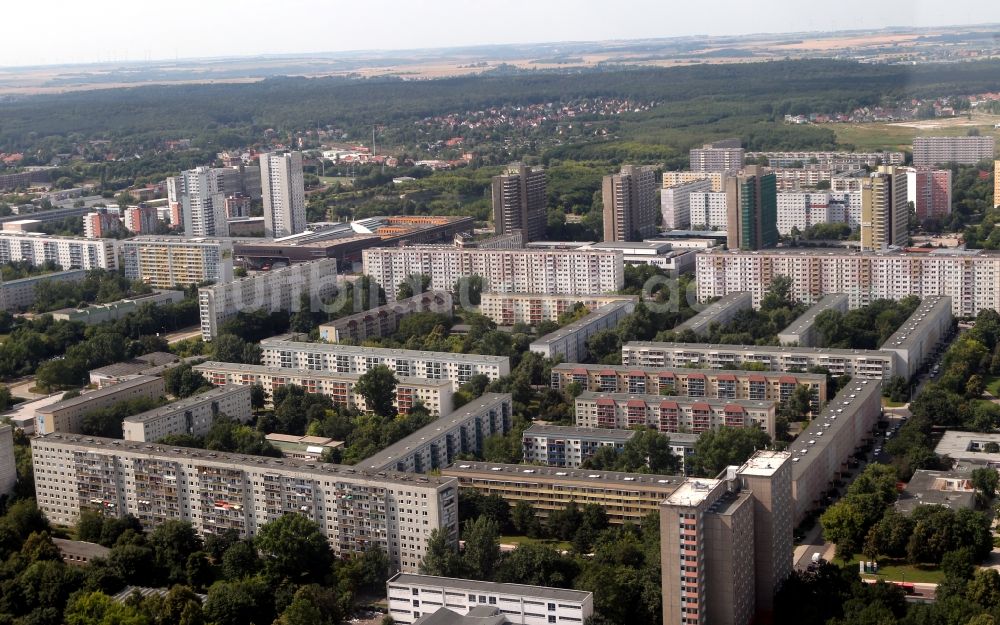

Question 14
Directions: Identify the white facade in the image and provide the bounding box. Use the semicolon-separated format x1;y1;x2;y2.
198;258;338;340
0;233;117;270
362;247;624;302
0;425;15;497
174;167;228;237
260;151;306;238
122;385;253;443
122;237;234;289
688;192;728;229
775;193;837;235
661;178;712;229
478;292;637;326
521;424;635;468
529;301;635;362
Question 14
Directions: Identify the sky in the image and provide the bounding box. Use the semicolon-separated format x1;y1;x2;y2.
2;0;1000;67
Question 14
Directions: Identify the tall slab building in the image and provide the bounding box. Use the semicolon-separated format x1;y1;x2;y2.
861;165;908;251
602;165;658;241
491;163;546;242
725;165;777;251
260;151;306;238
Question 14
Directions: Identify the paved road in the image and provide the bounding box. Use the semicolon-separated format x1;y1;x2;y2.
163;326;202;344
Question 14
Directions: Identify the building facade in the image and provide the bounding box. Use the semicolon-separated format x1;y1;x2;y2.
912;136;996;166
260;151;307;238
0;425;15;497
122;385;253;443
726;166;778;251
318;292;453;343
661;178;713;230
529;301;635;362
0;269;87;312
35;375;166;435
860;166;908;251
477;292;637;326
663;171;727;193
521;424;635;468
172;167;228;237
122;237;234;289
777;294;851;347
908;167;952;221
672;292;753;338
83;209;121;239
124;205;159;234
492;164;546;242
0;233;117;270
602;165;658;242
690;140;744;173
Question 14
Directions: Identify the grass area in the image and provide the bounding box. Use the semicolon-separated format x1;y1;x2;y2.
984;375;1000;397
319;176;353;186
847;554;944;584
834;116;1000;152
882;398;906;408
499;535;572;552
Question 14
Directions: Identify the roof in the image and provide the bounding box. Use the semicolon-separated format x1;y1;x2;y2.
934;431;1000;464
123;385;249;425
790;379;882;479
777;294;850;341
90;352;179;378
413;607;508;625
442;461;684;489
112;586;207;604
37;375;162;415
52;538;111;560
737;450;791;477
880;296;953;352
623;341;894;359
388;572;593;603
664;479;721;507
529;301;635;348
522;424;636;442
260;336;510;365
672;292;752;336
896;467;977;514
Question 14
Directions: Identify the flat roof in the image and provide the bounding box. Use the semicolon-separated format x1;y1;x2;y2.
34;433;457;487
0;269;87;286
551;363;827;382
584;241;675;253
388;573;592;603
934;431;1000;463
778;294;849;340
530;301;634;347
123;385;248;424
442;460;684;489
192;361;452;388
260;336;509;365
896;467;977;514
673;292;752;335
37;375;162;414
880;296;952;352
702;246;1000;259
790;379;881;479
737;450;792;477
577;391;775;411
356;394;511;471
623;341;893;359
522;424;636;441
664;479;720;507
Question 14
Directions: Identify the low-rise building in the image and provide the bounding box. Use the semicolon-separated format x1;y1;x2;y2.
575;392;776;438
49;290;185;325
122;385;252;442
934;431;1000;466
319;292;453;343
264;434;344;460
896;465;977;514
88;352;183;388
672;292;753;338
477;293;636;326
777;294;850;347
53;538;111;566
35;375;166;435
0;269;88;312
521;424;635;468
357;394;513;473
529;301;635;362
580;241;697;272
386;573;594;625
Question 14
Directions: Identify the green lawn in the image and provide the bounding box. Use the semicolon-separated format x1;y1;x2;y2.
834;116;1000;152
499;535;572;552
847;555;944;584
882;398;906;408
984;375;1000;397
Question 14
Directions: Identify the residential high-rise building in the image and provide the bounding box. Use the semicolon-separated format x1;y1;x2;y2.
602;165;658;241
491;164;546;242
690;139;744;173
173;166;227;237
259;151;306;238
994;161;999;208
725;166;777;250
907;167;952;222
912;136;995;166
0;425;15;497
83;209;122;239
121;237;234;289
123;205;159;234
0;233;117;270
861;166;908;251
661;178;712;229
662;171;728;193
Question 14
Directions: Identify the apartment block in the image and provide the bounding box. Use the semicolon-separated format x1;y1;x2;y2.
31;434;459;573
0;269;87;312
440;462;684;525
521;424;635;468
35;375;166;435
198;258;338;340
124;205;159;234
726;166;778;251
790;379;882;524
356;393;513;473
492;164;547;242
688;192;728;229
549;363;826;408
49;290;185;325
121;237;234;289
663;171;727;192
386;574;593;625
83;209;122;239
362;247;624;302
193;361;454;416
318;292;453;343
0;232;117;270
529;300;635;362
912;136;996;166
602;165;658;242
879;295;953;380
122;385;253;443
621;341;895;380
575;392;776;438
690;139;744;173
0;425;15;497
661;178;712;229
774;192;849;235
995;161;999;208
260;151;307;238
777;294;850;347
861;166;908;251
744;151;905;168
172;167;228;237
695;247;998;318
907;167;952;221
672;292;752;338
477;292;637;326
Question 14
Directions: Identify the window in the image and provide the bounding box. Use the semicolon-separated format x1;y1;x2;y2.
549;617;556;624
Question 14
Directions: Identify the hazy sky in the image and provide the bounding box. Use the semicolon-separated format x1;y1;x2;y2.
2;0;999;67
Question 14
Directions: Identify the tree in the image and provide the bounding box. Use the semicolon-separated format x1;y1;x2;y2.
494;543;578;587
971;467;998;506
454;275;484;307
274;584;344;625
821;501;867;561
419;528;464;577
761;275;796;311
688;427;772;477
255;514;333;582
221;541;259;581
148;520;203;585
462;516;500;580
355;365;397;417
511;500;542;538
203;578;273;625
618;428;679;473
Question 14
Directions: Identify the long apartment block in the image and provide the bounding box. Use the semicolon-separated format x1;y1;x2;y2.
879;295;953;380
199;258;339;340
477;292;637;326
362;246;624;301
440;461;685;525
31;434;459;573
386;573;594;625
121;237;234;289
318;291;453;343
0;232;117;270
672;292;752;338
0;269;88;312
529;300;635;362
621;341;895;380
777;294;850;347
695;247;999;318
356;394;513;473
575;392;776;438
35;375;166;435
122;385;252;442
193;362;454;415
549;363;826;408
521;424;699;472
259;336;510;391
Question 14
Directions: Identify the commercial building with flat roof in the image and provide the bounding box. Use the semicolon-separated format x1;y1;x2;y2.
575;392;776;438
260;336;510;391
477;292;636;326
879;295;953;380
88;352;184;388
529;301;635;362
31;433;458;573
777;294;850;347
896;465;977;515
386;573;593;625
549;363;826;409
319;292;453;344
122;237;234;288
672;292;752;338
122;385;252;443
193;361;454;416
35;375;166;435
934;431;1000;466
0;269;87;312
356;394;512;474
621;341;895;380
49;290;185;325
521;424;636;468
580;241;697;273
264;434;343;461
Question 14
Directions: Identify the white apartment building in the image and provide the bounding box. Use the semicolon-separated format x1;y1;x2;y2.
688;192;728;229
0;425;15;497
745;151;905;168
193;361;455;415
913;136;996;166
386;573;593;625
661;178;713;229
529;300;635;362
575;392;776;438
361;247;624;302
775;193;840;235
259;336;510;391
478;292;637;326
198;258;338;340
260;151;306;238
122;237;234;289
31;433;459;572
122;385;253;443
173;167;228;237
0;233;117;270
695;247;999;318
521;424;636;468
